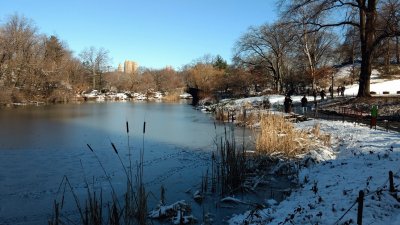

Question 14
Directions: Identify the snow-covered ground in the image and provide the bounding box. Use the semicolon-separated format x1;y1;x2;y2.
229;120;400;225
216;67;399;109
335;64;400;96
346;79;400;96
225;67;400;224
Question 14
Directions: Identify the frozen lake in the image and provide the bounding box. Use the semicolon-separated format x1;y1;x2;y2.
0;101;287;224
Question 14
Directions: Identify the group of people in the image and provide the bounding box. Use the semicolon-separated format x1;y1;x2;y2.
284;94;309;114
283;85;347;114
337;86;346;96
283;86;379;131
311;89;326;101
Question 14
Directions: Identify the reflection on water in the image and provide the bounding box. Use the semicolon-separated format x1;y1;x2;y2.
0;102;286;224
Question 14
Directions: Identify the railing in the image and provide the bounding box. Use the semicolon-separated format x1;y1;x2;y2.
338;106;368;118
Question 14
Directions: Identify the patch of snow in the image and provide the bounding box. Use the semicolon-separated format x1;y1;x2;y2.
148;200;190;219
265;199;278;207
335;63;361;79
332;64;400;96
179;93;192;99
221;196;249;205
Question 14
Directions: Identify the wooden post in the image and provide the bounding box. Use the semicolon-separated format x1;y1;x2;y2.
357;190;364;225
389;171;395;193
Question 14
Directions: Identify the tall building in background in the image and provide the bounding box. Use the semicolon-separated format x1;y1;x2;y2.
124;60;138;74
117;63;123;72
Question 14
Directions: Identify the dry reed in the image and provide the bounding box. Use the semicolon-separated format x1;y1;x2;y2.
50;121;149;225
163;92;181;102
256;114;330;158
163;88;185;102
236;110;260;127
311;123;331;146
211;125;248;195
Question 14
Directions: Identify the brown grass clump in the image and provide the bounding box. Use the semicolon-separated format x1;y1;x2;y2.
236;110;260;126
163;92;181;102
256;114;330;158
311;123;331;146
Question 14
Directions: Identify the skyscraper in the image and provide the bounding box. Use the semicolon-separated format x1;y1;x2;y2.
124;60;138;74
117;63;123;72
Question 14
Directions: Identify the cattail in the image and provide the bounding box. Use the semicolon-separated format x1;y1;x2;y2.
160;185;165;205
126;121;129;134
87;144;94;152
143;121;146;134
111;142;118;154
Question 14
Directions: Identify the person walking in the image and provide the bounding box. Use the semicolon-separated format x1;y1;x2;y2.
329;86;333;98
284;95;292;113
320;89;326;101
301;95;308;115
370;105;378;129
312;89;317;102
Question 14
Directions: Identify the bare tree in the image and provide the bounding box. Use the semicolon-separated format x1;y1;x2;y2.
234;22;295;93
280;0;400;97
380;0;400;67
0;14;38;90
0;14;94;104
396;36;400;64
79;46;110;90
288;7;338;90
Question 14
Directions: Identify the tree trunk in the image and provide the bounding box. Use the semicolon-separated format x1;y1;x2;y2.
275;75;281;93
396;36;400;64
385;38;390;74
275;61;282;93
358;56;372;97
92;74;96;90
357;0;376;98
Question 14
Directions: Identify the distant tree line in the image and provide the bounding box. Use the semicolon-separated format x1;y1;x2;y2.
0;14;188;105
1;1;400;105
0;14;86;104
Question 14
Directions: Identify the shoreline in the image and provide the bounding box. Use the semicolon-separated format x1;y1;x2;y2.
200;95;400;225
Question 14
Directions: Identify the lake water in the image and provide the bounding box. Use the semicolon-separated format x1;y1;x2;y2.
0;101;288;224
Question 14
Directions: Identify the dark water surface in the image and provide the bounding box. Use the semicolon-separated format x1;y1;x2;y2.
0;102;286;224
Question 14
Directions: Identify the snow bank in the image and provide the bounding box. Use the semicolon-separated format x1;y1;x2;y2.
229;120;400;225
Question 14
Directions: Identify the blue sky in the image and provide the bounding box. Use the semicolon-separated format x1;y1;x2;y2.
0;0;278;69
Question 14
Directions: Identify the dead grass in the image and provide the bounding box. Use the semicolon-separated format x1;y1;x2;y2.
163;92;181;102
215;107;261;127
311;123;331;146
212;125;247;195
256;114;330;158
236;110;260;126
